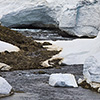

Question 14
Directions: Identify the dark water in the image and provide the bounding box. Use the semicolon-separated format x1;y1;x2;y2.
11;28;75;40
1;65;100;100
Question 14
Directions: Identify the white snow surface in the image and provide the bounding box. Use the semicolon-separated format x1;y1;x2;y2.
49;73;78;87
0;0;99;37
39;31;100;65
0;0;46;19
0;77;12;94
0;40;20;52
0;0;95;19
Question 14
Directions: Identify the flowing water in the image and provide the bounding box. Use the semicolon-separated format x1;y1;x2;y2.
11;28;75;40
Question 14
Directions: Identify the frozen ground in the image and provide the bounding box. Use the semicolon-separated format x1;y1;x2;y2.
1;65;100;100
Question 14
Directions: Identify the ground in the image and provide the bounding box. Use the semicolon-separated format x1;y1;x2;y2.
0;25;59;70
0;25;100;100
1;65;100;100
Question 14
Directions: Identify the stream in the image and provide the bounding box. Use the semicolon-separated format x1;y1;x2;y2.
1;29;100;100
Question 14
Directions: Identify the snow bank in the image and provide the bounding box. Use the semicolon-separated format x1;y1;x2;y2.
78;56;100;92
0;77;12;95
0;40;20;52
40;31;100;65
49;73;78;87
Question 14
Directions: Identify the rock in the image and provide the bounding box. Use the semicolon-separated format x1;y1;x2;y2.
79;56;100;92
0;63;12;71
83;56;100;83
0;0;100;37
49;73;78;87
41;54;63;68
0;77;13;97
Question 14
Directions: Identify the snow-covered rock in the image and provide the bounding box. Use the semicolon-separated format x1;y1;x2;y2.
0;40;20;52
55;0;99;37
0;63;11;71
0;77;13;96
78;56;100;92
83;56;100;83
49;73;78;87
0;0;99;37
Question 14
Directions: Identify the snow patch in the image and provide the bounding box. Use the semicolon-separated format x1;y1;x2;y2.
40;31;100;65
0;40;20;52
49;73;78;87
0;77;12;95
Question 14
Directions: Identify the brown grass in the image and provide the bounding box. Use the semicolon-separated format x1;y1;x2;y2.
0;25;59;70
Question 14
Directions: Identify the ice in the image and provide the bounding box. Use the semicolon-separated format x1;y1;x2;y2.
0;77;12;94
49;73;78;87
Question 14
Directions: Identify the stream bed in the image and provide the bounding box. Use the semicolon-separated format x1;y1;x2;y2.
1;29;100;100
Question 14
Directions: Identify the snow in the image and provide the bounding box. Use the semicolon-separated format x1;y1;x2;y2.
83;56;100;83
0;40;20;52
0;77;12;94
39;31;100;65
49;73;78;87
0;0;99;37
0;0;45;19
78;56;100;92
0;63;11;71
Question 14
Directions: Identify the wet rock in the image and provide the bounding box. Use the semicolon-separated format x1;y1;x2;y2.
0;77;13;98
49;73;78;87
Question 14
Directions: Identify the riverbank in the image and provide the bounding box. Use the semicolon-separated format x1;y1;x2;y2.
1;65;100;100
0;25;60;70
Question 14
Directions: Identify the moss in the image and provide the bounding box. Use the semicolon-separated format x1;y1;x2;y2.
0;25;59;70
79;80;99;92
38;71;46;74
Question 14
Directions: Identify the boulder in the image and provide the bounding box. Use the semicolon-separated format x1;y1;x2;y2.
83;56;100;83
0;77;13;97
49;73;78;87
0;0;100;37
78;56;100;92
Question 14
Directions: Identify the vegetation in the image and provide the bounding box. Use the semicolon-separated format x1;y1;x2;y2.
0;25;59;70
